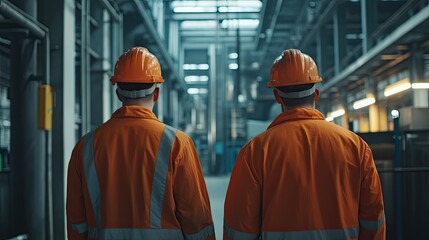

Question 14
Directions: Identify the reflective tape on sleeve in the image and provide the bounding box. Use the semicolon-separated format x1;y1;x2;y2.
184;224;215;240
360;212;385;231
83;130;102;227
224;221;259;240
150;125;177;228
261;227;359;239
71;222;88;234
88;227;184;240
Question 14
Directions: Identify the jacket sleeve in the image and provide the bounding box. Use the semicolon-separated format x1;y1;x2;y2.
224;145;261;240
66;140;88;240
358;145;386;240
173;135;215;240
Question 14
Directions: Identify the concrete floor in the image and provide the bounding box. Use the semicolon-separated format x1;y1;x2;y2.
205;175;230;239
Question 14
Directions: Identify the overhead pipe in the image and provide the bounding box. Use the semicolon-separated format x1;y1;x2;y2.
131;0;185;90
0;0;47;39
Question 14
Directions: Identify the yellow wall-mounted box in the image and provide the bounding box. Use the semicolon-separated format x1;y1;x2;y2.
38;85;53;131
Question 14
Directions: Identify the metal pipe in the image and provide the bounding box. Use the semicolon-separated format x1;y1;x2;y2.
0;0;47;39
98;0;120;22
45;32;53;240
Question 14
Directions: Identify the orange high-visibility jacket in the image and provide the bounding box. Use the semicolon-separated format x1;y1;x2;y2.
224;108;385;240
67;106;215;240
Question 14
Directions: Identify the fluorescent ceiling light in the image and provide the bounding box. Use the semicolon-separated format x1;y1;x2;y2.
221;19;259;29
173;7;217;12
353;97;376;110
326;116;334;122
187;88;208;94
172;1;217;8
171;1;262;8
330;109;345;118
184;75;209;82
218;7;261;12
229;63;238;70
412;82;429;89
181;20;217;29
183;64;209;70
384;79;411;97
229;53;238;59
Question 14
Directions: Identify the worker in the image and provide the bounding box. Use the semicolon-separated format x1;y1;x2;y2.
67;47;215;240
224;49;385;239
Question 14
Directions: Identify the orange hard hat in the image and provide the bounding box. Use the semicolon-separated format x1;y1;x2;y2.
268;49;322;88
111;47;164;85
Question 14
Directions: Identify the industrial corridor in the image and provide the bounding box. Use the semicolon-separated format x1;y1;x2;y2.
1;0;429;239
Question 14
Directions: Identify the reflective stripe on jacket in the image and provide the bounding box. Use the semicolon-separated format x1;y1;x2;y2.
224;107;385;240
67;106;214;240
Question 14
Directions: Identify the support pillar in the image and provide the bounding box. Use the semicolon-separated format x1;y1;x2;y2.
208;44;217;173
359;114;370;133
91;7;113;126
9;0;46;239
369;103;379;132
410;47;428;107
316;26;329;75
41;0;76;239
333;3;346;75
361;0;377;53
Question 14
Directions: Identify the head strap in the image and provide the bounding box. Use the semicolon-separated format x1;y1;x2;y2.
117;84;157;99
276;85;316;99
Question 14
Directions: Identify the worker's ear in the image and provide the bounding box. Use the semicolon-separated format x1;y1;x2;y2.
116;89;123;102
314;89;320;103
274;89;283;104
153;87;160;102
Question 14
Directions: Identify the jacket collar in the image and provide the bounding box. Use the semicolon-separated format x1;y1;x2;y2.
111;105;159;120
268;107;326;130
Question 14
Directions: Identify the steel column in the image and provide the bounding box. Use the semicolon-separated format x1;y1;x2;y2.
393;113;403;240
333;4;346;75
410;46;428;107
316;26;329;75
208;44;217;174
360;0;377;53
81;0;91;133
9;0;46;238
41;0;76;239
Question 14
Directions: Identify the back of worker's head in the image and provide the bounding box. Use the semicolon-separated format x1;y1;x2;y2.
111;47;164;106
268;49;322;110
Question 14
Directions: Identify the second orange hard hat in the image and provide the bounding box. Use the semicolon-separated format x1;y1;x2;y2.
268;49;322;88
111;47;164;85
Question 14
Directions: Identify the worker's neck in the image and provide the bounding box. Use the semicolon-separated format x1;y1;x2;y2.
122;101;154;111
282;103;315;112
